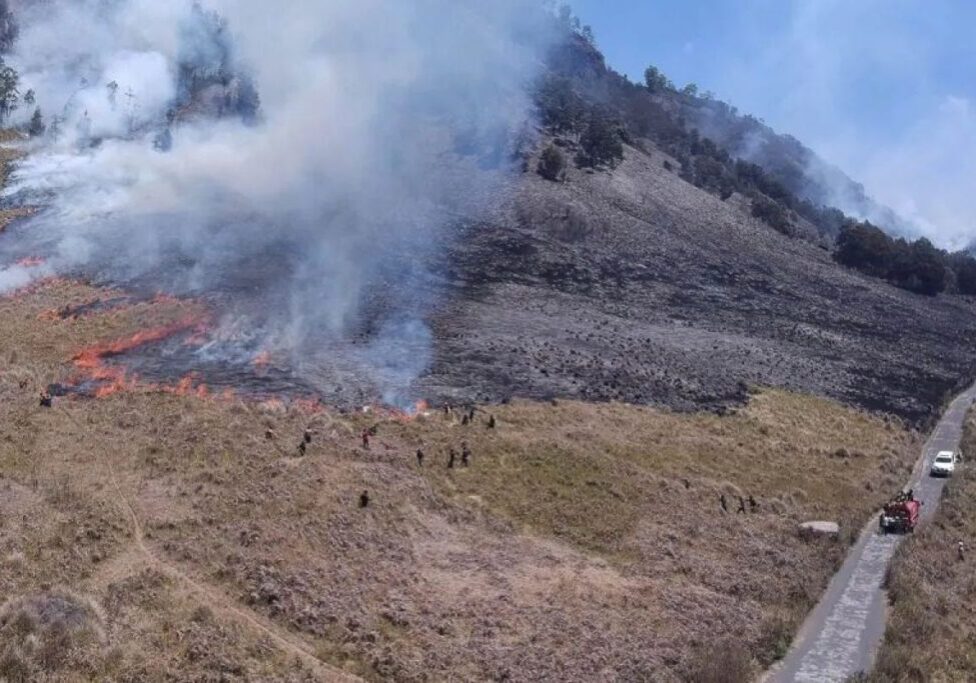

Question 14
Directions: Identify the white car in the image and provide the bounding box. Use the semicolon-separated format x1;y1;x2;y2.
930;451;957;478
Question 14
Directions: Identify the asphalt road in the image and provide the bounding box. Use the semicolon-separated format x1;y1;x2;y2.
768;384;976;683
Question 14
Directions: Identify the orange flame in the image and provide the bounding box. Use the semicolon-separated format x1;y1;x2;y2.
70;316;208;398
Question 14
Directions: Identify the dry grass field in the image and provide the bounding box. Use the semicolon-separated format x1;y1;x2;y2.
869;411;976;682
0;277;926;681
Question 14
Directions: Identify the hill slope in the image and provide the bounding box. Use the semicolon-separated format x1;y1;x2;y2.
421;131;976;424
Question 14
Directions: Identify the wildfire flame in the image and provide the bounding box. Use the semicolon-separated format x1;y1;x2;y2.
70;316;209;398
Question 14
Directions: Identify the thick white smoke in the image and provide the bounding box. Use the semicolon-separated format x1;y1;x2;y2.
0;0;553;404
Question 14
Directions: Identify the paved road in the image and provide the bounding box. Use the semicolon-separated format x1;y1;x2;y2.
768;384;976;683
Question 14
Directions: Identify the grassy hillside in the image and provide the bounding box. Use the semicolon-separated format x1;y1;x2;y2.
0;278;925;681
869;412;976;681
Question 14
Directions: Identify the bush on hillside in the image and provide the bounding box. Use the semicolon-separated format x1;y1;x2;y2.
577;115;624;169
835;222;894;277
752;197;792;235
537;144;566;181
536;76;586;136
887;238;947;296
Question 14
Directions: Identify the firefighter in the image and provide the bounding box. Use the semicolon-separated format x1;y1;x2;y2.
304;429;313;444
468;407;476;422
361;428;370;450
297;441;307;456
720;494;728;513
416;449;424;467
487;414;496;430
959;540;966;561
737;496;746;514
461;442;471;467
360;490;370;508
748;495;758;513
447;448;457;469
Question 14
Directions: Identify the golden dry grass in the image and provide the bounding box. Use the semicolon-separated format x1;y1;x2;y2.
869;411;976;682
0;278;925;681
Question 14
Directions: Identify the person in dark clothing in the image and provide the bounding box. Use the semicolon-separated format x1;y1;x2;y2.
461;442;471;467
416;449;424;466
265;428;276;440
468;407;476;422
361;429;370;449
39;392;52;408
360;491;370;508
748;495;758;512
297;441;307;456
304;429;313;444
737;496;746;514
720;494;728;513
448;449;457;469
487;414;496;429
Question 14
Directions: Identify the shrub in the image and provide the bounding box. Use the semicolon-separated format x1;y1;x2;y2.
751;196;792;235
537;144;566;182
685;639;753;683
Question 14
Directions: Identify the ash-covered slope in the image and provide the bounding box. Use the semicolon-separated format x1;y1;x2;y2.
419;138;976;425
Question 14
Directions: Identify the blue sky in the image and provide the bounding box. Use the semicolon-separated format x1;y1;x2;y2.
572;0;976;245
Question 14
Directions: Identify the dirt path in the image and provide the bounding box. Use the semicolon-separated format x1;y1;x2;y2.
766;384;976;682
61;406;361;683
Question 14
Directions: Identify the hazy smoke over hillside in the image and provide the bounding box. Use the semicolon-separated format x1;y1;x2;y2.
0;0;551;404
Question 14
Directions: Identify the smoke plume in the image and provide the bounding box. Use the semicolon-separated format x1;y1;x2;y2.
0;0;552;405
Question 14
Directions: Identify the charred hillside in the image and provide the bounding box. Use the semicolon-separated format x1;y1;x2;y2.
416;31;976;426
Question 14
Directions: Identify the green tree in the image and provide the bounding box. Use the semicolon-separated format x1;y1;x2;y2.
888;238;947;296
643;65;672;93
682;83;699;97
577;115;624;169
27;106;44;137
834;222;893;276
23;88;34;106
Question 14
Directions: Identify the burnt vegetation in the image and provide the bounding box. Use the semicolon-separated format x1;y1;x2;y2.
533;7;976;298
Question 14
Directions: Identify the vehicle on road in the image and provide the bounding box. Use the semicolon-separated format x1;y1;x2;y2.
930;450;957;478
879;492;921;534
